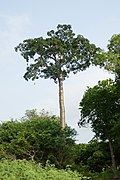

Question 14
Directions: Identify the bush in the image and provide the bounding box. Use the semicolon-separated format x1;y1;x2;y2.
0;159;91;180
0;110;76;169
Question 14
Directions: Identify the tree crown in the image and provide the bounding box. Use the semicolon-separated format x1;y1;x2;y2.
104;34;120;80
15;24;102;83
79;79;120;140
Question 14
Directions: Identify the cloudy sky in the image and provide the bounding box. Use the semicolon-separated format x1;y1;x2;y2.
0;0;119;143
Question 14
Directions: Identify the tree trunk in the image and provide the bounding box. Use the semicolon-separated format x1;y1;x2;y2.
58;75;65;128
108;139;117;178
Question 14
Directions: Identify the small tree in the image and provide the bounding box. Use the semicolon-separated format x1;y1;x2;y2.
15;24;101;128
0;110;76;168
79;79;120;176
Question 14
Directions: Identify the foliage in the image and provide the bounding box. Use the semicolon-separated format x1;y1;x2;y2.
103;34;120;80
72;141;120;179
79;78;120;176
15;24;102;83
1;159;119;180
79;79;120;141
0;110;120;178
90;170;119;180
0;110;76;169
72;140;111;173
0;159;91;180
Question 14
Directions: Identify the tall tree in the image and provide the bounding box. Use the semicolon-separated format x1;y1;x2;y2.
79;79;120;176
15;24;101;128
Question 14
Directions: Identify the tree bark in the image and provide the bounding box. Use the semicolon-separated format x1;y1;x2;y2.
58;75;65;128
108;139;117;178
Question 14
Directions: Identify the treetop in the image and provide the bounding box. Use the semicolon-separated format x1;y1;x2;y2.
15;24;102;83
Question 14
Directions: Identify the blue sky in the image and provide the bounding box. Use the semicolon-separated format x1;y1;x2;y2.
0;0;119;143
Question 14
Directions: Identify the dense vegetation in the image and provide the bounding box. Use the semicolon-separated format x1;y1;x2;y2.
0;25;120;179
0;110;76;169
0;110;120;179
0;159;89;180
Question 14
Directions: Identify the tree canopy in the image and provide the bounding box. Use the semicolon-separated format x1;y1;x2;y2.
79;79;119;141
104;34;120;80
15;24;102;83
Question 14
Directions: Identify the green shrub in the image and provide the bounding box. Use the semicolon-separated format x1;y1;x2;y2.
0;110;76;169
0;159;91;180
